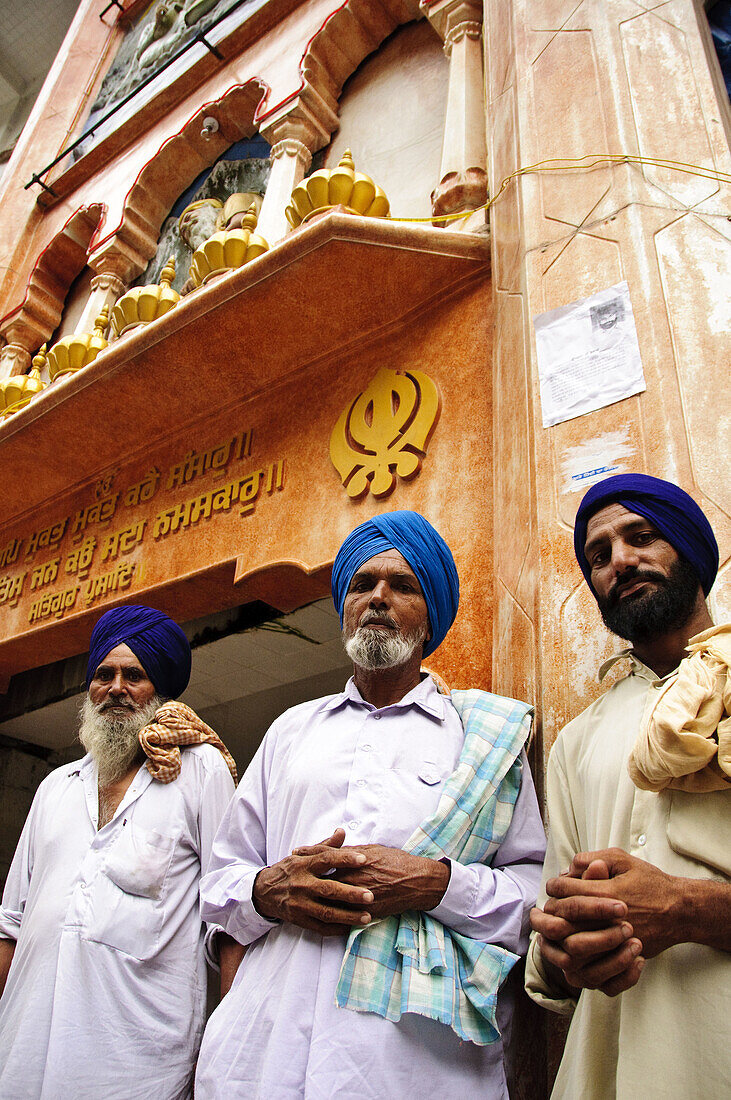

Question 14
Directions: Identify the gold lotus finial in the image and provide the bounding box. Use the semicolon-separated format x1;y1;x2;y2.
285;150;389;229
160;257;176;288
241;203;258;233
31;343;48;375
110;258;181;337
188;209;269;288
93;305;110;339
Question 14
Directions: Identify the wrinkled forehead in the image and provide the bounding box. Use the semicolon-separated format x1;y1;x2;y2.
351;548;421;584
584;502;655;547
95;642;146;673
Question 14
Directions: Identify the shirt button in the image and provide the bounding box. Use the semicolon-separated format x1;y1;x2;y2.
373;714;381;720
349;820;359;830
637;834;647;846
356;779;366;788
79;881;86;890
361;743;372;752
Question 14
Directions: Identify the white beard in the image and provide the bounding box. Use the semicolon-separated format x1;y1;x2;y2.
343;613;427;671
78;695;163;787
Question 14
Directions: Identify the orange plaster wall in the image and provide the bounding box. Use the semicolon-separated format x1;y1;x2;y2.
0;277;492;690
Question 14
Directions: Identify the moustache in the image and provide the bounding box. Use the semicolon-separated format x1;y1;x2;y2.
358;611;397;630
607;569;666;604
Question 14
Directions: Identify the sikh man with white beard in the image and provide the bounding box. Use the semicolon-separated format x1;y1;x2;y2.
0;605;243;1100
195;510;546;1099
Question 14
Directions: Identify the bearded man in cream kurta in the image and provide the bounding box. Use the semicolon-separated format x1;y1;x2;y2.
526;474;731;1100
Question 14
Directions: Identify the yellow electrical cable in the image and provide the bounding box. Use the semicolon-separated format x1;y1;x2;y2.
386;153;731;224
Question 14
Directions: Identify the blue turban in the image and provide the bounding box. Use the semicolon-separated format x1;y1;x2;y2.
331;511;459;658
86;604;191;698
574;473;718;597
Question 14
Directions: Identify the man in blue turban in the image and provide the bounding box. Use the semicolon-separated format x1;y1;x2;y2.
527;475;730;1100
0;604;242;1100
196;511;546;1099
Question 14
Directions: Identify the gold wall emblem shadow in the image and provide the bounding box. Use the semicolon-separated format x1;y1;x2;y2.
330;368;441;500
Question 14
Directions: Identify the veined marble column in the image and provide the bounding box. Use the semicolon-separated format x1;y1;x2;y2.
424;0;487;223
257;130;313;246
75;272;126;336
0;342;32;379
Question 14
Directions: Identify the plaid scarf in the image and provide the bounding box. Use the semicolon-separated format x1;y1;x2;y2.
138;701;238;785
335;689;532;1045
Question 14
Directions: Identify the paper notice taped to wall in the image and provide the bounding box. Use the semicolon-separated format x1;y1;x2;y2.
533;281;645;428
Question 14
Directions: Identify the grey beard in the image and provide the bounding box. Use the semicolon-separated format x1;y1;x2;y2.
343;621;427;671
78;695;164;787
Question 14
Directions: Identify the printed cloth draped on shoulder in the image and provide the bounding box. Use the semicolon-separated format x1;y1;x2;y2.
139;701;238;785
335;689;533;1045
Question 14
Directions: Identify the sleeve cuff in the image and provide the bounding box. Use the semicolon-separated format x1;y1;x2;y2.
524;933;577;1017
0;908;21;941
201;867;280;947
426;858;484;928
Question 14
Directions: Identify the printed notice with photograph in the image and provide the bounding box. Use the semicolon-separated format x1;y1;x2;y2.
533;281;646;428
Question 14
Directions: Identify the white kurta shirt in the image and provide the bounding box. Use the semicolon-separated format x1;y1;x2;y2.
196;676;546;1099
0;743;235;1100
525;653;731;1100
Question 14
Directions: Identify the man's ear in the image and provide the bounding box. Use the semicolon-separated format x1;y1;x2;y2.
426;618;432;643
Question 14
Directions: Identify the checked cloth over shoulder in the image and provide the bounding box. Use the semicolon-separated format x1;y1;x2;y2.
138;701;238;785
335;689;533;1045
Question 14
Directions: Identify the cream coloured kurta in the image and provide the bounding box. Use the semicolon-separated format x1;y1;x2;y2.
525;653;731;1100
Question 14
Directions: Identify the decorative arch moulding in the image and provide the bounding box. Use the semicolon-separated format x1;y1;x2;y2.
0;204;106;358
34;0;305;206
37;0;424;209
88;80;268;278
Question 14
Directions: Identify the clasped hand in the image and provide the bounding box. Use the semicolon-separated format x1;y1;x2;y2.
253;828;449;937
530;848;681;997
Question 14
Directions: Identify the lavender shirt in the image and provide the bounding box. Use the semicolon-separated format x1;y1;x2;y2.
196;676;546;1099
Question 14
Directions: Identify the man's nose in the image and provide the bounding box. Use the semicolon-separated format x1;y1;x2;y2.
612;541;640;572
108;672;128;696
369;580;391;606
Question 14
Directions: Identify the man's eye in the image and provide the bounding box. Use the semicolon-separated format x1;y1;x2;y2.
634;532;656;545
590;551;609;568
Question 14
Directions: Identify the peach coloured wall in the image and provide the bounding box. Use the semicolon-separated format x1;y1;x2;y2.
486;0;731;762
322;20;449;219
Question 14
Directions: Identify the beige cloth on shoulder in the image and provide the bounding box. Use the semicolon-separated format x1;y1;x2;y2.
628;624;731;793
139;701;238;785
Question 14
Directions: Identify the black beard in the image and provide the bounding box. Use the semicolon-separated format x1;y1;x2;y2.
596;556;701;644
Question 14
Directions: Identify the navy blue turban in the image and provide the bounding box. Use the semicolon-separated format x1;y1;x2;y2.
574;473;719;597
331;510;459;659
86;605;191;699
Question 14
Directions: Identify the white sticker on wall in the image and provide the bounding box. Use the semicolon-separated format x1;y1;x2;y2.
534;281;645;427
559;428;638;495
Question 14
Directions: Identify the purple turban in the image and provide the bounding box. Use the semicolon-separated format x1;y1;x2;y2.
574;473;719;597
86;605;191;699
331;511;459;659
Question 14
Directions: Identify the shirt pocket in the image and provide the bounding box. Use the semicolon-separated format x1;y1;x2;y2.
380;757;452;845
86;826;178;960
666;789;731;879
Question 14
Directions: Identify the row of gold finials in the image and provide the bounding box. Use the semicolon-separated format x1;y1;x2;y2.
0;151;389;420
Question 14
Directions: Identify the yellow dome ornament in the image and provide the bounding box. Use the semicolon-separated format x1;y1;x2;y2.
111;257;180;338
46;306;111;383
285;150;390;229
0;344;47;420
189;203;269;288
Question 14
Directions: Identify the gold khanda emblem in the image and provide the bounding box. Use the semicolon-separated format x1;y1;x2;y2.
330;368;440;500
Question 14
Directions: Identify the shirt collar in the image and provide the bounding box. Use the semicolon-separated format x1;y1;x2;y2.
322;673;447;720
598;648;678;686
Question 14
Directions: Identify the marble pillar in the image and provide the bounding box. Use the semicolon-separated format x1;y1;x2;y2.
425;0;488;223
